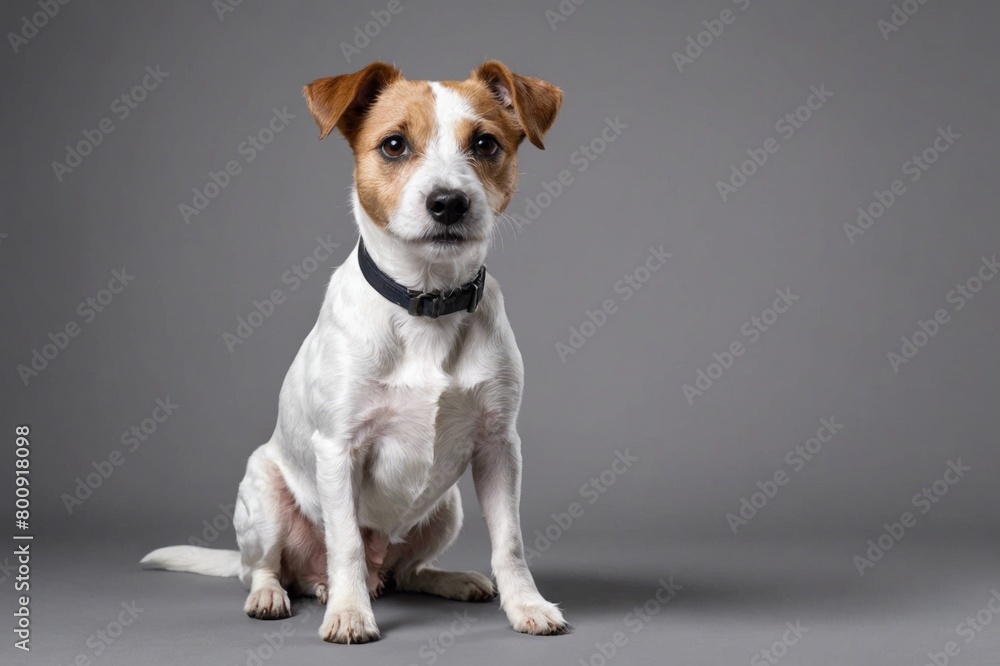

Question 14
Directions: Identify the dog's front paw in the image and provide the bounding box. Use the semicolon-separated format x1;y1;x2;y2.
319;607;380;644
507;599;568;635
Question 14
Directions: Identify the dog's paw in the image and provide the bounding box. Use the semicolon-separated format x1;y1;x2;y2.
315;583;328;605
368;571;387;599
507;599;568;635
319;608;380;644
396;568;497;601
244;586;292;620
439;571;497;602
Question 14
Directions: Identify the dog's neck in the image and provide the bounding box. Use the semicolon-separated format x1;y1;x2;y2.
357;228;487;295
353;194;488;295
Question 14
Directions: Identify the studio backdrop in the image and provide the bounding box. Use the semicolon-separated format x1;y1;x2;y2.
3;1;998;665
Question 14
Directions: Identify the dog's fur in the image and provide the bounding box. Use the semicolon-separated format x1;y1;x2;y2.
141;61;565;643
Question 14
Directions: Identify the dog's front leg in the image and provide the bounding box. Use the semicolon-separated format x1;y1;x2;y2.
314;434;380;644
472;431;568;635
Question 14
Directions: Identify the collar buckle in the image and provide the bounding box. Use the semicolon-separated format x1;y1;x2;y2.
467;266;486;313
407;291;443;318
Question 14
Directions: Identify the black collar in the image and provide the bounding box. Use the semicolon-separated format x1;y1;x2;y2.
357;239;486;318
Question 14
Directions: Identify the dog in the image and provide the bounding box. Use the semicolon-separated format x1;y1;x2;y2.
141;60;566;644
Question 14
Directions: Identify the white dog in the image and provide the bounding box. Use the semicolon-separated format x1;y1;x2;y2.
141;60;566;644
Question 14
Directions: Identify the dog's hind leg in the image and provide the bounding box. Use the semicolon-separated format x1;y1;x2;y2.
389;486;496;602
235;444;293;620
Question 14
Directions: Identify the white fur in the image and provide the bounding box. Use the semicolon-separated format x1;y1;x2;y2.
140;545;240;577
142;82;566;642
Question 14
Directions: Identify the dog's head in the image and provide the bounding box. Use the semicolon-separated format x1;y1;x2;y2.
303;61;562;287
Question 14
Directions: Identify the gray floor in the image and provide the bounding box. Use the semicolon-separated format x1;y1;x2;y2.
7;529;999;665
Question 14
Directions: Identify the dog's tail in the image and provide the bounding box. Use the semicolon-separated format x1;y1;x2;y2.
140;545;242;578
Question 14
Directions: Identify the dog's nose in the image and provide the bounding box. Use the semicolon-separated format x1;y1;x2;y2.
426;189;471;225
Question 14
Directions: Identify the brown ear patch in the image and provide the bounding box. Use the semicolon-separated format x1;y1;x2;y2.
471;61;563;149
302;62;402;143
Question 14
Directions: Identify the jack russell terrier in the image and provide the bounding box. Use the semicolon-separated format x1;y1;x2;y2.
141;60;566;644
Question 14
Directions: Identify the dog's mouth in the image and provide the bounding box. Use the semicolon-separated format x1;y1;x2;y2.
427;232;466;245
414;229;483;247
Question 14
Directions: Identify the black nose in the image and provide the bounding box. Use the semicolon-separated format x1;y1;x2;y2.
426;189;471;225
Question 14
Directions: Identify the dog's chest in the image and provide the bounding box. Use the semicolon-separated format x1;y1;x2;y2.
355;323;483;528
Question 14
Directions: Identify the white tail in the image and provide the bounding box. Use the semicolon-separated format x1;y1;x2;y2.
140;545;241;578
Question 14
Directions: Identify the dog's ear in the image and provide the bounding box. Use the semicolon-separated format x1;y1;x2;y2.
303;62;402;142
472;60;562;150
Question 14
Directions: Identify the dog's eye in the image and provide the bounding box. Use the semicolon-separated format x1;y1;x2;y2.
472;134;500;158
379;135;408;159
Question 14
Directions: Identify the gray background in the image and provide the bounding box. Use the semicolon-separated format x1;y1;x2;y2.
2;0;998;664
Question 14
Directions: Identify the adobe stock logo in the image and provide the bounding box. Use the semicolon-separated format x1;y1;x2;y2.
7;0;72;54
212;0;245;21
886;254;997;374
715;85;834;202
852;458;970;576
222;236;340;353
750;621;810;666
726;417;845;534
178;107;296;224
844;126;960;245
922;589;1000;666
671;0;758;74
63;601;144;664
339;0;416;63
577;577;683;666
683;287;800;405
51;66;170;182
525;449;639;563
555;245;670;363
877;0;933;41
17;268;136;386
544;0;589;31
509;116;628;234
61;397;180;514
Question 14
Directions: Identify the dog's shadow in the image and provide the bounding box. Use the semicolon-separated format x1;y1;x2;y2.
530;567;910;622
289;563;913;637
